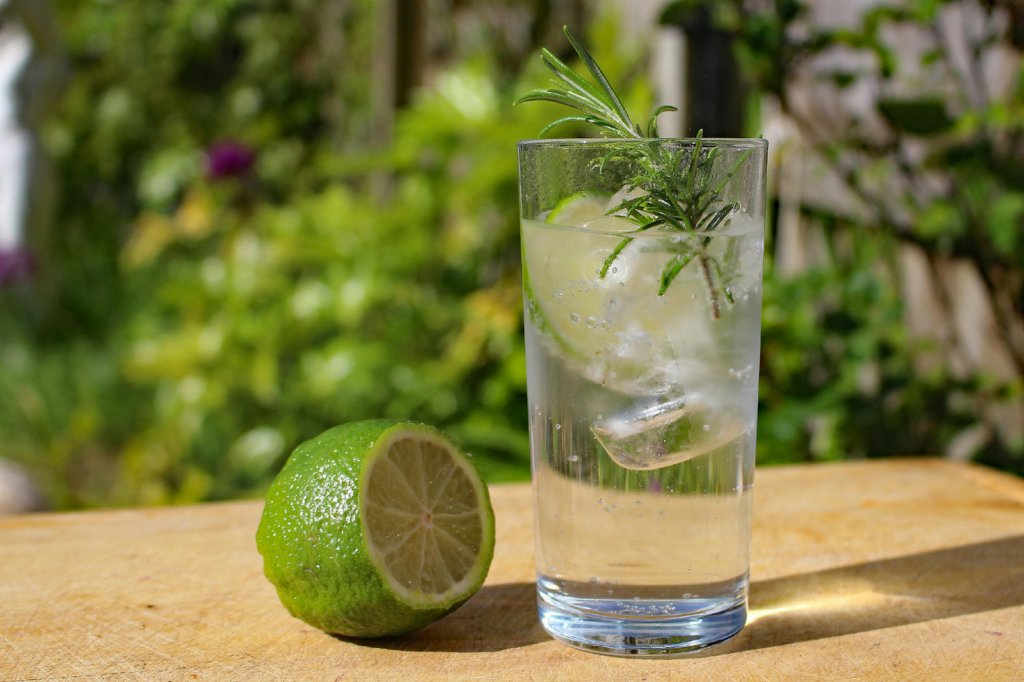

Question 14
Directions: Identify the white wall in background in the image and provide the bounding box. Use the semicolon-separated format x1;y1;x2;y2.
610;0;685;137
0;0;67;254
651;27;685;138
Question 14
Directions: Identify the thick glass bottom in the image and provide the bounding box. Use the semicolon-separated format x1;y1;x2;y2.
537;578;747;657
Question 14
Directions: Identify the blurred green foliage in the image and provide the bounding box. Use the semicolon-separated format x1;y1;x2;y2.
687;0;1024;472
2;0;1022;509
0;1;652;506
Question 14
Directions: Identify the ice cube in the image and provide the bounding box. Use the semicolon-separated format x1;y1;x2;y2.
591;395;747;470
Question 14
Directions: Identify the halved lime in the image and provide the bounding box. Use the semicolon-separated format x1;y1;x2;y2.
256;420;495;637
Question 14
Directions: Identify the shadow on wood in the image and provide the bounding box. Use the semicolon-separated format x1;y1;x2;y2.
341;534;1024;655
702;533;1024;656
338;582;548;653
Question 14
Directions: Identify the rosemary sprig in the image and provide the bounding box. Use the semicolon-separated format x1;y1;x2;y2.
514;26;751;318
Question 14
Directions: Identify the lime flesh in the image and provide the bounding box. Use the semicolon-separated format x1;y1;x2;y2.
363;431;487;603
256;420;495;637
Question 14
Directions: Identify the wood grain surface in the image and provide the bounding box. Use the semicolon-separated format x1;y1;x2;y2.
2;459;1024;681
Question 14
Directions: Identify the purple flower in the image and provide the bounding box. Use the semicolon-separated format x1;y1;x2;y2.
206;141;254;180
0;248;36;288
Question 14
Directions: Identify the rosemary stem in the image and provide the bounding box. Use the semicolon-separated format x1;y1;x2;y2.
699;253;721;320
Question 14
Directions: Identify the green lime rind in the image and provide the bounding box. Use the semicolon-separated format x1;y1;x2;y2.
545;190;611;226
256;420;495;638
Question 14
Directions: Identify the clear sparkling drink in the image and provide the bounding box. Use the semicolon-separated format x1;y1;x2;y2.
518;139;767;655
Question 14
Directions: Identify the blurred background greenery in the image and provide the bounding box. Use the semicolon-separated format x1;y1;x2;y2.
1;0;1022;509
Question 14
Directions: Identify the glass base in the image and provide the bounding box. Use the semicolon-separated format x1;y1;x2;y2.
537;582;747;657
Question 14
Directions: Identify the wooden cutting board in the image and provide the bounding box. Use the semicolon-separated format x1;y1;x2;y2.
2;459;1024;681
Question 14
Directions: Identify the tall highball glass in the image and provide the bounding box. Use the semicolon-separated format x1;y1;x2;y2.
518;138;767;656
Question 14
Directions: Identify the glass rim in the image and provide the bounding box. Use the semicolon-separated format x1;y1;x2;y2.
525;218;762;238
517;137;768;149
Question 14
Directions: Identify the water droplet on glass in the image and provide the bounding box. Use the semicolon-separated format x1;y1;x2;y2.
590;577;600;583
585;316;598;329
691;293;697;299
555;423;562;430
569;312;580;323
600;319;611;330
597;499;603;504
567;455;579;462
703;424;710;432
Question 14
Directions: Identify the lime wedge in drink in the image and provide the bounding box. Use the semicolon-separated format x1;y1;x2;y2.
256;420;495;637
523;193;673;390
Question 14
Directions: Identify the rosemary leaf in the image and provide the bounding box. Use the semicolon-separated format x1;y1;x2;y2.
561;28;636;134
659;253;696;295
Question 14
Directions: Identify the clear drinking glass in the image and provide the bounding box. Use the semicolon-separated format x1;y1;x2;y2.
518;138;767;656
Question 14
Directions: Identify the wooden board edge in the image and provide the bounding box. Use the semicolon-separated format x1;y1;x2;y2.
932;459;1024;503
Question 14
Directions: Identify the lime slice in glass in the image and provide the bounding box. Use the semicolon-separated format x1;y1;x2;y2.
523;193;673;392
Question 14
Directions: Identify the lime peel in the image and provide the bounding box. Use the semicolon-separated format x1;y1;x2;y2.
256;420;495;638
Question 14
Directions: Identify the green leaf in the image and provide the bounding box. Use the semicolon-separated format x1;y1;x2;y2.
647;105;678;138
986;192;1024;255
699;202;738;232
685;129;704;198
540;49;614;112
600;237;634;278
537;116;597;138
606;195;646;215
562;26;637;137
659;253;695;295
878;98;955;136
713;148;754;195
915;200;966;240
513;91;611;125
